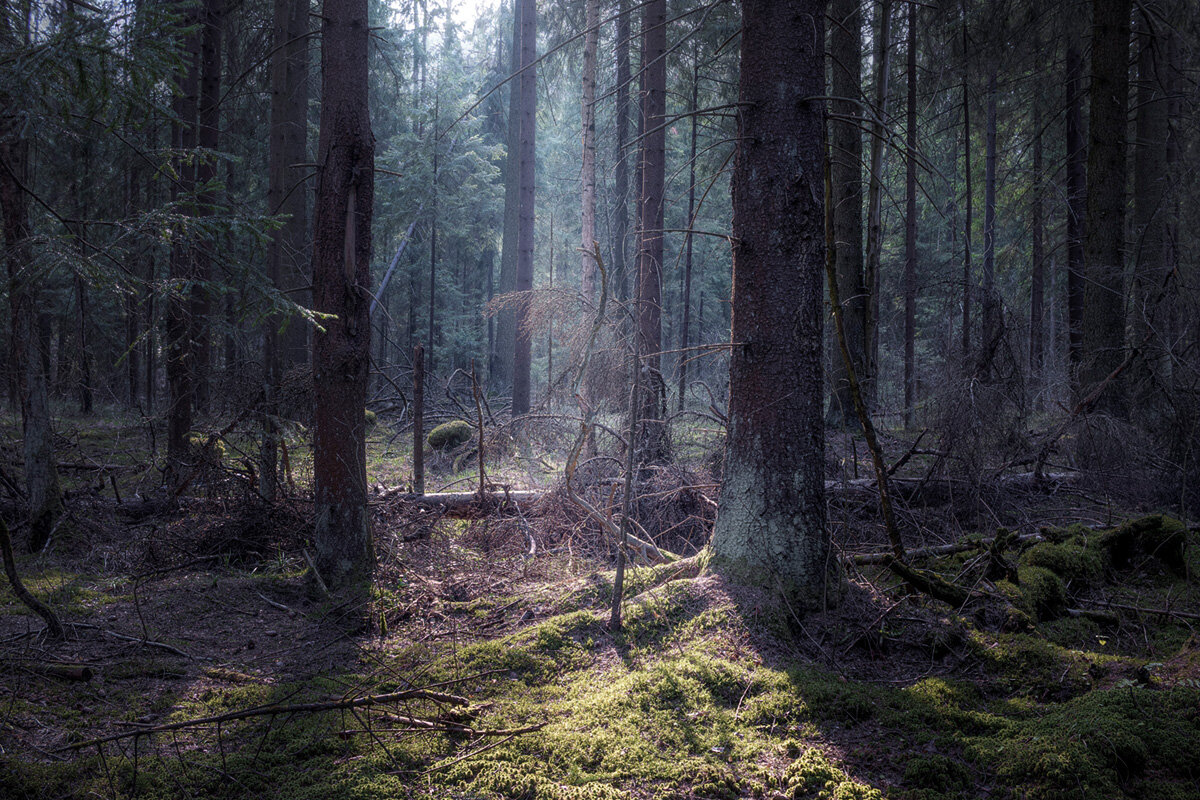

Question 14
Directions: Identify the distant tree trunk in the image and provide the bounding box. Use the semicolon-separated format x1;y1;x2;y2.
311;0;375;589
828;0;867;429
73;272;94;414
864;0;892;405
710;0;829;612
264;0;310;502
167;17;201;482
677;48;698;415
903;0;917;427
976;69;1000;379
192;0;223;415
1064;40;1086;380
273;0;311;368
1;128;63;553
1131;2;1170;401
511;0;537;416
1080;0;1131;416
612;0;632;303
1030;88;1045;407
960;7;973;364
428;99;439;372
580;0;598;301
493;0;522;393
125;156;141;407
636;0;667;461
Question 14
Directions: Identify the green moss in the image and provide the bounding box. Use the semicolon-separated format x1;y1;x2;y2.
1016;566;1067;620
363;408;377;428
900;754;973;799
1020;541;1105;588
427;419;474;450
1093;515;1188;575
785;748;883;799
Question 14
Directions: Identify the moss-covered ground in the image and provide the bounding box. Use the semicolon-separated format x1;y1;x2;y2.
1;411;1197;799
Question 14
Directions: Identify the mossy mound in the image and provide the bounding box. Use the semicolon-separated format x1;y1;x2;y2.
1019;541;1105;588
427;419;474;451
1093;514;1187;575
785;748;883;799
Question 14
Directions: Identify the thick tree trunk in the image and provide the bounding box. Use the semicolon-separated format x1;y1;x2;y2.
1065;41;1086;378
710;0;829;612
311;0;375;589
580;0;598;302
903;1;917;427
1;132;63;552
635;0;667;461
511;0;537;416
827;0;867;429
960;8;973;364
1080;0;1131;416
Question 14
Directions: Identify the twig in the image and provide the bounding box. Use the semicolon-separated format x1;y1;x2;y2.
69;623;201;660
1;517;63;638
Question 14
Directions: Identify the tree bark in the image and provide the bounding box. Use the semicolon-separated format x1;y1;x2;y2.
193;0;223;415
677;48;699;415
903;0;917;427
635;0;667;461
612;0;632;304
580;0;598;302
1;130;63;552
709;0;829;612
1030;89;1045;407
1080;0;1131;416
510;0;537;417
827;0;867;429
167;15;201;483
864;0;891;404
311;0;375;589
493;0;522;393
960;4;973;364
976;69;1000;379
1065;39;1086;377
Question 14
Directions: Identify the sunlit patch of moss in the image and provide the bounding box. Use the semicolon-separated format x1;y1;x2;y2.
966;631;1090;698
1020;541;1105;588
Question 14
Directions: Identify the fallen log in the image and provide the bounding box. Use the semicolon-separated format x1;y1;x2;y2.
379;490;541;509
827;471;1079;509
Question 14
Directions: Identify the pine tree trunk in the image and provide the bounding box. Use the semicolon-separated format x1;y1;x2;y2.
1080;0;1132;416
635;0;667;461
493;0;522;393
1065;40;1086;382
612;0;632;304
580;0;598;301
677;49;698;414
511;0;537;416
1030;89;1045;407
1;131;63;553
311;0;375;590
828;0;867;429
710;0;829;612
865;0;892;405
977;69;1000;379
903;1;917;428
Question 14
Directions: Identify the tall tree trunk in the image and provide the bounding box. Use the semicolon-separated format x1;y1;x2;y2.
1;131;63;552
612;0;632;304
865;0;891;406
1080;0;1131;416
167;16;201;482
311;0;375;589
710;0;828;611
193;0;223;415
1065;39;1086;381
828;0;867;428
677;48;699;415
976;69;1000;379
428;98;439;372
580;0;598;301
263;0;309;502
960;6;973;364
493;0;522;393
510;0;537;416
1030;85;1045;408
903;1;917;427
1130;2;1169;402
635;0;667;461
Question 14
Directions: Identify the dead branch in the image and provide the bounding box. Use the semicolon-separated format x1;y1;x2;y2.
56;686;475;752
1;516;63;638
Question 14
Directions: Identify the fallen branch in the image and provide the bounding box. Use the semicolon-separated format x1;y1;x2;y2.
853;532;1045;565
1081;600;1200;623
56;686;474;752
69;623;204;660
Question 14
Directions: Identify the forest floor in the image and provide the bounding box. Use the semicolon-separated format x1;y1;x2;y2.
1;409;1198;800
